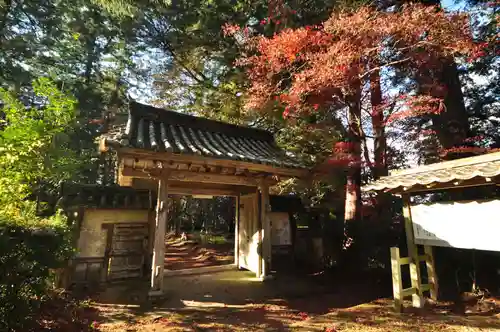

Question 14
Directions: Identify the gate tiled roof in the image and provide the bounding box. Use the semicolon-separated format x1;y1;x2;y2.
102;102;304;169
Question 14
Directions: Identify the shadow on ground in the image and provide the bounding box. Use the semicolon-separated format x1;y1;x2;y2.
84;269;500;331
85;268;382;330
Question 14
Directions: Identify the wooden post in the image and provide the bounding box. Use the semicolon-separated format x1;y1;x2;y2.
251;192;261;279
234;195;240;268
102;224;115;282
402;195;424;308
390;247;403;312
424;245;439;301
259;182;271;279
149;178;168;296
147;210;155;271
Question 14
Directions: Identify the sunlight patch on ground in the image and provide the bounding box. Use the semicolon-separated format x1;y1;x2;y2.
180;299;248;308
216;276;264;282
96;303;141;309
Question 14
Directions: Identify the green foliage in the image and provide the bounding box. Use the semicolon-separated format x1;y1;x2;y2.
168;196;236;234
0;78;78;215
0;212;74;331
90;0;168;17
1;0;140;185
199;233;228;245
0;78;76;330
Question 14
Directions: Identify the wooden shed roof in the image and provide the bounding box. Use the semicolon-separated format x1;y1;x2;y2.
101;102;304;170
363;151;500;193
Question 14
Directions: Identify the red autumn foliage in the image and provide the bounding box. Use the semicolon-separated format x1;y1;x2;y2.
88;118;105;124
463;135;486;143
297;311;308;320
440;146;500;156
225;4;490;227
226;4;477;121
420;129;437;136
385;95;445;124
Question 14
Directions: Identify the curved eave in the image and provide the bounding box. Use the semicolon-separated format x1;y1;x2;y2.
363;157;500;194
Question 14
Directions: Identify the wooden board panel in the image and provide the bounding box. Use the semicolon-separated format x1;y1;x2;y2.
108;223;149;281
270;212;292;246
238;192;260;276
411;199;500;251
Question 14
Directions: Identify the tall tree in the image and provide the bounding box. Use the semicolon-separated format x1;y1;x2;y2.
390;0;476;159
226;3;477;245
461;0;499;149
0;0;142;185
0;78;77;218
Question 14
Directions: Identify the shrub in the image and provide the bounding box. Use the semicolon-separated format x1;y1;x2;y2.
0;212;73;331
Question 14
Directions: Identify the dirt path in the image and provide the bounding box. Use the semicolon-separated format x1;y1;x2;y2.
89;270;500;331
164;234;233;271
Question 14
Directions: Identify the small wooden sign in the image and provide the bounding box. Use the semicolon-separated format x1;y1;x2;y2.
270;212;292;246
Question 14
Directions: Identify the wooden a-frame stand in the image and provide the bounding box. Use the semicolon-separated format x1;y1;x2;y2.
390;195;439;312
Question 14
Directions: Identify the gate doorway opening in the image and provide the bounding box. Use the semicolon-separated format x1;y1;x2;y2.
162;194;236;272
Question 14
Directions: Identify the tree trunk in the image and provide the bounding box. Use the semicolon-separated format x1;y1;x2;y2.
84;35;97;86
344;82;362;227
416;59;471;153
168;196;181;236
406;0;473;160
431;60;471;151
0;0;13;49
369;68;388;179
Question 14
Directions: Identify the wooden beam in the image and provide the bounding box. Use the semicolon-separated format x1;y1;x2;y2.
99;137;108;153
118;148;308;178
234;195;240;267
168;186;238;197
122;167;260;187
402;287;417;297
149;179;168;296
253;191;260;279
259;182;271;279
421;283;432;293
399;257;410;265
390;247;403;312
128;178;250;196
102;224;115;283
424;245;439;301
402;195;424;308
147;210;155;271
169;170;259;186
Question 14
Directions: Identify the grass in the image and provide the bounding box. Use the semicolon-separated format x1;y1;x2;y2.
192;232;230;245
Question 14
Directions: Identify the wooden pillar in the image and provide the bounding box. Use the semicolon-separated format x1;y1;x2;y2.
149;178;168;296
424;245;439;300
102;224;115;282
402;195;424;308
147;210;156;270
390;247;403;312
234;195;240;268
259;182;271;279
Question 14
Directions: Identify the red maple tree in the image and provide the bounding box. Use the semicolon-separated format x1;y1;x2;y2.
225;4;483;235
